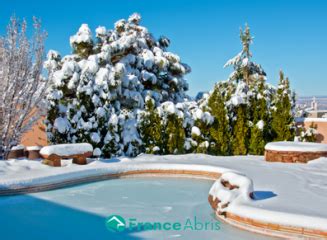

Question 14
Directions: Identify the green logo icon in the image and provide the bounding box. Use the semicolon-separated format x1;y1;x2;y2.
105;215;126;232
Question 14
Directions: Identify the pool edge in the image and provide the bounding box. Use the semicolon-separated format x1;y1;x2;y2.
1;167;327;239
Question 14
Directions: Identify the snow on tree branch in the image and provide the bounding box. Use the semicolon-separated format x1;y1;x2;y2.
0;16;47;158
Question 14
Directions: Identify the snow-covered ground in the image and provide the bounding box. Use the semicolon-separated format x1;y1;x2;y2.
1;154;327;233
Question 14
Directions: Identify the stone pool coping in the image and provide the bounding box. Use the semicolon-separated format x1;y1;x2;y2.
1;160;327;239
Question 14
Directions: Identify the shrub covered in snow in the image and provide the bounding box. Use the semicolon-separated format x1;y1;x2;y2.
45;13;195;157
296;122;318;142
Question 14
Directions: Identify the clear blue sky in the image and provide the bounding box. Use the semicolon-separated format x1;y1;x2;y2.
1;0;326;97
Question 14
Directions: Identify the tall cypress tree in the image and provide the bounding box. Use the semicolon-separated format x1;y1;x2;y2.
139;97;163;154
232;105;249;155
165;113;185;154
271;70;295;141
249;81;269;155
208;87;231;155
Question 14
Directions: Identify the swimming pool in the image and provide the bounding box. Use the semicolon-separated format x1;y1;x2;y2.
0;177;273;239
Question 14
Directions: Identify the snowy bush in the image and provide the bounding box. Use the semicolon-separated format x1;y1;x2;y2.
45;13;193;157
296;122;317;142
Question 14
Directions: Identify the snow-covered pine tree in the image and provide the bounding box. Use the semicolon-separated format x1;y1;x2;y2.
222;24;268;155
224;24;266;85
184;99;212;154
271;70;295;141
157;102;186;154
139;96;163;154
208;87;230;155
101;111;122;157
191;116;212;154
45;13;191;157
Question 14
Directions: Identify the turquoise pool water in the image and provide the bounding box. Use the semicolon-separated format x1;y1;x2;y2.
0;177;273;239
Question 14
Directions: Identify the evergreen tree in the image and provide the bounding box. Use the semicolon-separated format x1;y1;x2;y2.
165;113;185;154
139;96;163;154
249;81;269;155
45;13;191;157
208;87;230;155
231;105;249;155
70;24;94;58
191;124;209;154
224;25;266;85
102;112;122;157
271;70;295;141
221;24;268;155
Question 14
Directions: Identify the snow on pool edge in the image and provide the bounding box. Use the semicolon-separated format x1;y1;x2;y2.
2;155;327;235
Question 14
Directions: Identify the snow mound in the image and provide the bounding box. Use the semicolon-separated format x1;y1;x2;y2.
11;145;25;150
265;141;327;152
209;172;253;214
26;146;42;151
40;143;93;156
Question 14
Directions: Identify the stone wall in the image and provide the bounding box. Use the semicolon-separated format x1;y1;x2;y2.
265;149;327;163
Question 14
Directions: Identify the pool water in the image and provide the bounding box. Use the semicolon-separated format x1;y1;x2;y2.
0;177;273;239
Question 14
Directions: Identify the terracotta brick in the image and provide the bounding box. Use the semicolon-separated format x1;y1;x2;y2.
241;217;253;225
303;228;327;237
292;156;299;162
43;158;61;167
6;149;25;159
265;149;327;164
27;150;42;160
267;223;280;231
279;225;303;234
72;155;87;165
251;220;268;228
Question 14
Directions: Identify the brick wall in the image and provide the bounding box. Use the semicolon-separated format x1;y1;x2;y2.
265;149;327;163
20;116;47;147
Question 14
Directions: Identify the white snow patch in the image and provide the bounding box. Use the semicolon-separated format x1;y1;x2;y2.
256;120;264;130
11;145;25;150
265;141;327;152
191;126;201;137
54;117;71;134
70;24;92;46
93;148;102;157
40;143;93;156
26;146;42;151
